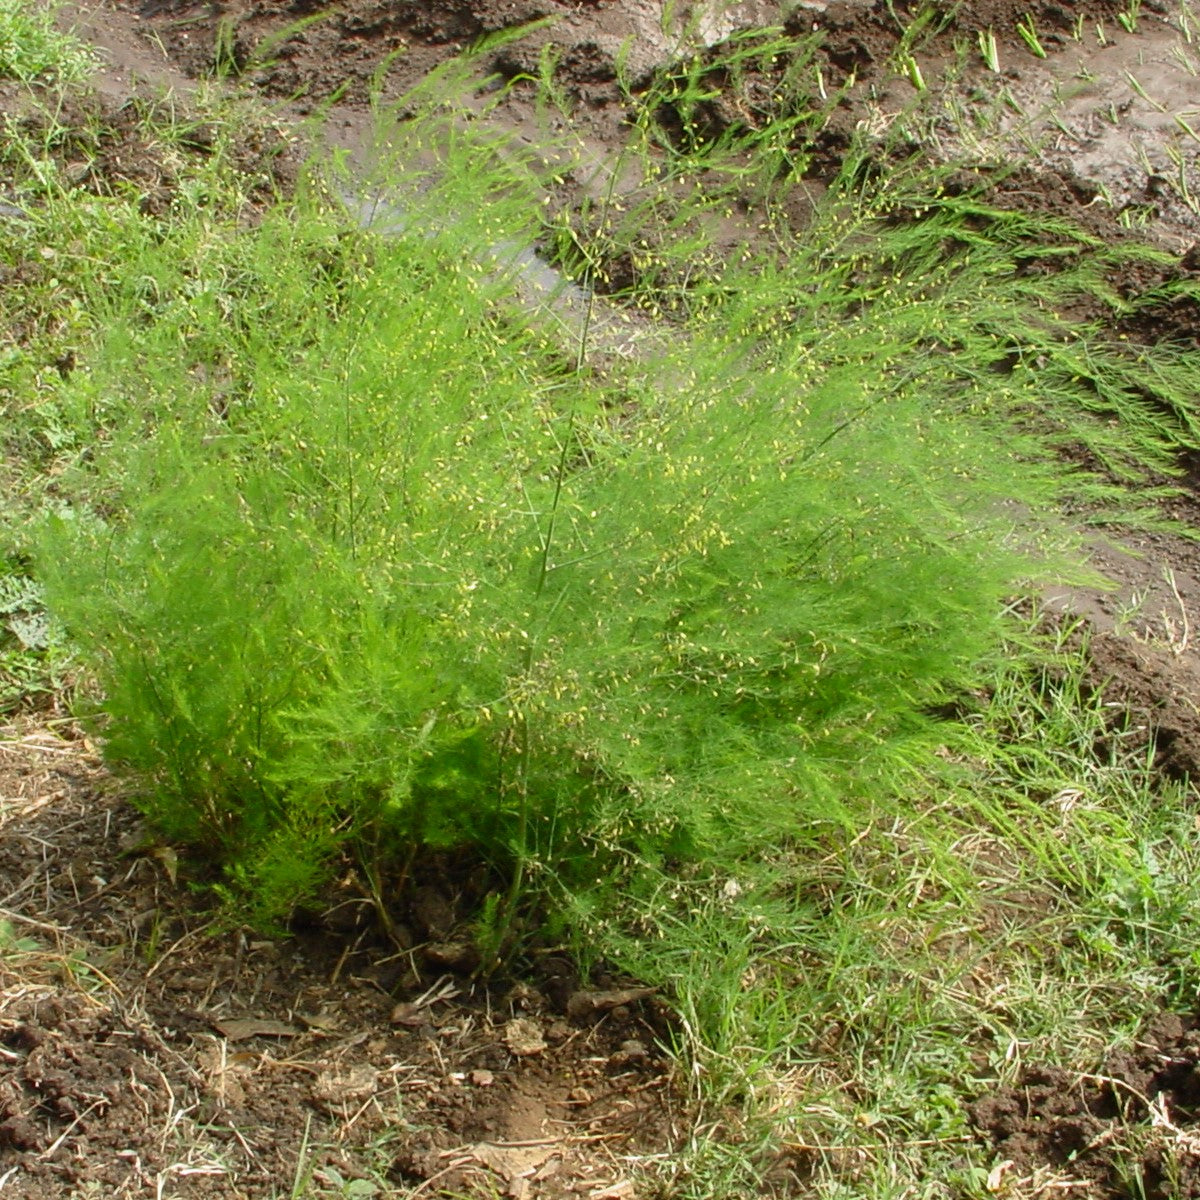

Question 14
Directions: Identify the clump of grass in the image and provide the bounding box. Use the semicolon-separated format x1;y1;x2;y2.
618;27;837;198
978;27;1000;72
0;0;94;85
30;30;1200;954
1118;0;1143;35
1016;13;1049;59
11;18;1199;1008
624;627;1200;1194
33;61;1177;961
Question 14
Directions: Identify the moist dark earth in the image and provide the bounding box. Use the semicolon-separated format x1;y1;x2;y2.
970;1014;1200;1198
0;727;680;1198
5;0;1200;1195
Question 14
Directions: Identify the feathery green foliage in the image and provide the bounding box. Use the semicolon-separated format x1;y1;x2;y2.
26;115;1086;938
30;36;1200;956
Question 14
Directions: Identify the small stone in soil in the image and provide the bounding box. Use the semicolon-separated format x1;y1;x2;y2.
504;1017;547;1056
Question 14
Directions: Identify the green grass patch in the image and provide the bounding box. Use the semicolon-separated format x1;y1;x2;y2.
0;72;293;710
0;0;94;85
633;631;1200;1194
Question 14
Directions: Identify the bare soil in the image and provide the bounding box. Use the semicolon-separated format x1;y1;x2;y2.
0;724;682;1198
971;1013;1200;1198
5;0;1200;1195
